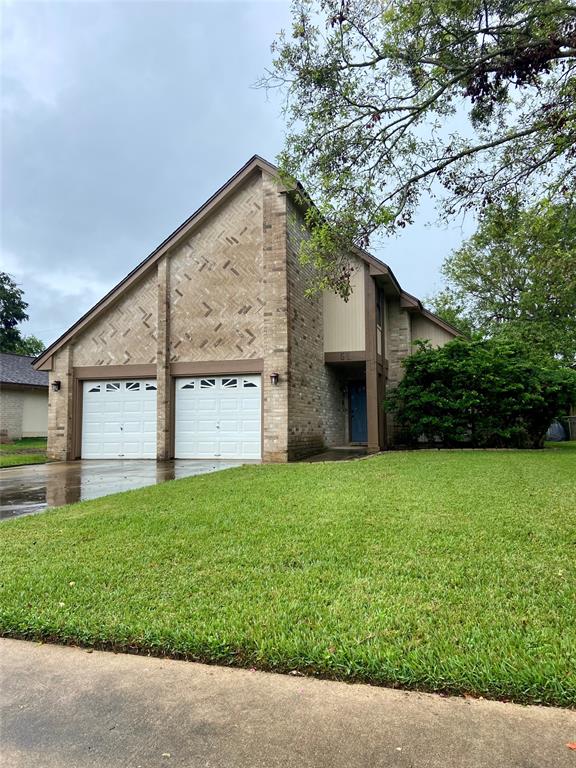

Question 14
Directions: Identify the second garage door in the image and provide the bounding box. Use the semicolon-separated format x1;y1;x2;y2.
175;375;261;459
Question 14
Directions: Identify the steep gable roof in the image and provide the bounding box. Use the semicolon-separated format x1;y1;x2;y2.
34;154;458;370
34;155;277;370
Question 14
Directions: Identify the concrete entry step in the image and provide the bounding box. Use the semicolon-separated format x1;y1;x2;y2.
302;446;368;462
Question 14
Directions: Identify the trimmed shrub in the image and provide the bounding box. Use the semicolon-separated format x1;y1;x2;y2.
386;338;576;448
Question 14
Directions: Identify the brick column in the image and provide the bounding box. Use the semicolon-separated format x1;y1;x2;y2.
380;295;389;449
364;268;380;452
386;298;412;444
156;256;172;460
47;346;74;461
262;173;289;462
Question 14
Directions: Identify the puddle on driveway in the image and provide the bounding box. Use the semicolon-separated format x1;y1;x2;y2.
0;460;253;520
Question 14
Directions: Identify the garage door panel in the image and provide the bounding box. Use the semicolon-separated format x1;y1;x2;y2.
102;403;123;416
241;394;260;406
241;418;260;431
123;402;143;414
196;400;219;415
101;433;123;444
83;400;104;414
219;400;242;413
82;379;157;459
103;421;123;434
197;417;220;429
194;440;221;455
219;419;243;432
240;442;260;458
122;441;143;454
123;421;146;433
218;441;242;455
175;375;261;459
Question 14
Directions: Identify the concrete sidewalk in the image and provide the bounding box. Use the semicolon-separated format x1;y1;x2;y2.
1;639;574;768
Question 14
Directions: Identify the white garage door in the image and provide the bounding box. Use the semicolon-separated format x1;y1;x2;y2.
175;375;261;459
82;379;157;459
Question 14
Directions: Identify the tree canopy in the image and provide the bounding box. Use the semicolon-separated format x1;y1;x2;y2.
430;197;576;363
0;272;45;356
264;0;576;295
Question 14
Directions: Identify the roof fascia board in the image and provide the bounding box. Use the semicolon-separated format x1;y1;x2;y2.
419;307;463;337
36;355;52;372
400;291;421;309
0;382;48;391
399;291;460;335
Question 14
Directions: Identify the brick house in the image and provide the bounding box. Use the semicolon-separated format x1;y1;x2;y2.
33;156;458;462
1;353;48;441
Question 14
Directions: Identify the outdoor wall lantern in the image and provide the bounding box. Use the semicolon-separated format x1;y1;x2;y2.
270;372;280;386
51;380;61;392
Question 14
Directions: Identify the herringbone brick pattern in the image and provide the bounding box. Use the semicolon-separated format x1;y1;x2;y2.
286;200;347;457
74;271;158;366
169;178;264;362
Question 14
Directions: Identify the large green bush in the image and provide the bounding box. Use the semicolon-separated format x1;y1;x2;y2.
386;339;576;448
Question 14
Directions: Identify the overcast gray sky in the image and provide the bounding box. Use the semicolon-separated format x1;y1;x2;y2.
1;0;472;345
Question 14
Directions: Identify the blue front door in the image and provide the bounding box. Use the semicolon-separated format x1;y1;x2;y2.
349;381;367;443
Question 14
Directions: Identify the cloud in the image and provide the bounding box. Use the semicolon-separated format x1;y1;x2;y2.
1;247;110;340
0;0;465;347
1;1;293;344
1;3;75;110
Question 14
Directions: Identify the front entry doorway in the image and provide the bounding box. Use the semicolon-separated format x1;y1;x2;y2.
349;381;367;443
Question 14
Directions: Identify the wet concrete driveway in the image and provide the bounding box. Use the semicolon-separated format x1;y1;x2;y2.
0;460;251;520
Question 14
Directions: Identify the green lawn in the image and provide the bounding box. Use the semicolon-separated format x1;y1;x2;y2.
0;438;47;467
1;446;575;706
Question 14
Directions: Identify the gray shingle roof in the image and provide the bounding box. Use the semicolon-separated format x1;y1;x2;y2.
0;353;49;387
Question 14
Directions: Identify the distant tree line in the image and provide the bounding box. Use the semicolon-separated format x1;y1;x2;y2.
0;273;45;356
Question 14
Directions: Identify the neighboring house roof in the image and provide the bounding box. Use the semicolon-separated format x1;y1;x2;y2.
34;155;459;370
1;353;49;388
